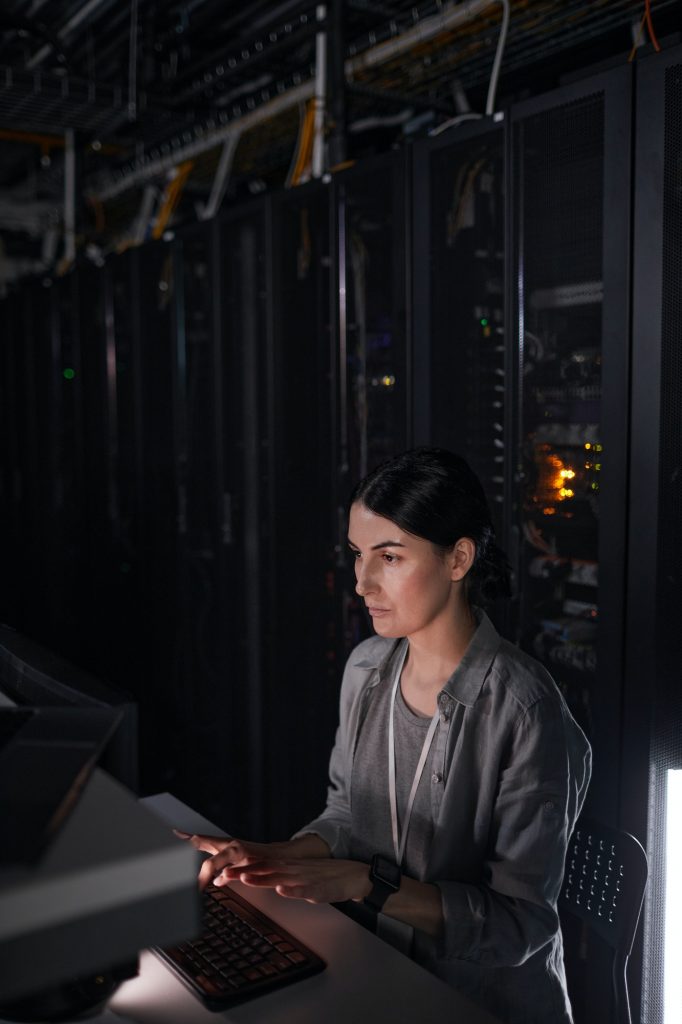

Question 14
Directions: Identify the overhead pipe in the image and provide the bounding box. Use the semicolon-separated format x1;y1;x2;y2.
26;0;116;69
311;4;327;179
200;131;241;219
91;0;503;202
345;0;500;75
93;80;315;201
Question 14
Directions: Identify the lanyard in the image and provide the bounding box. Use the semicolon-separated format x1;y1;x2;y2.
388;644;441;867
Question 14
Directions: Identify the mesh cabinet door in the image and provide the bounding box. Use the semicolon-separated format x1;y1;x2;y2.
412;120;506;629
510;67;631;818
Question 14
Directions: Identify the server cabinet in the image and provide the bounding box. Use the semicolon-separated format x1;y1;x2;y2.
333;153;411;657
18;273;88;656
215;203;271;837
509;67;632;1024
158;220;235;822
134;237;184;793
97;248;146;690
263;182;337;838
412;119;506;575
510;66;632;823
77;261;117;672
0;290;24;627
626;43;682;1024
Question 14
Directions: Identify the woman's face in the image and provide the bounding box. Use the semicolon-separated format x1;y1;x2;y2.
348;502;468;642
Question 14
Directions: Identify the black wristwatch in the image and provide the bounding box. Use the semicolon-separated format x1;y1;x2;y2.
363;854;401;912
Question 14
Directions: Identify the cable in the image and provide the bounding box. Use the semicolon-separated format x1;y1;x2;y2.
645;0;661;52
429;112;482;137
628;12;647;62
286;99;315;187
485;0;510;117
430;0;509;133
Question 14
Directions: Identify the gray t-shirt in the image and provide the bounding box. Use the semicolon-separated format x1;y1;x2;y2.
349;662;436;880
349;652;438;955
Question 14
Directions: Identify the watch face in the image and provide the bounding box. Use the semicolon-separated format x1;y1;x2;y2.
372;855;401;889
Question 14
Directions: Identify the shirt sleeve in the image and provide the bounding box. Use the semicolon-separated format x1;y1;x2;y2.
434;696;591;967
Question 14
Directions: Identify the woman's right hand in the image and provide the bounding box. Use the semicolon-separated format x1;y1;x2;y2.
173;831;330;890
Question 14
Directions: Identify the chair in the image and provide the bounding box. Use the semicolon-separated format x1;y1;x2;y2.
559;816;648;1024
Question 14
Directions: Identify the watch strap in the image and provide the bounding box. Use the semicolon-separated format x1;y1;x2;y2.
363;854;401;912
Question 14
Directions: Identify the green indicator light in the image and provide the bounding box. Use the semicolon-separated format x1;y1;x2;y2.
120;562;131;573
63;367;75;380
480;318;488;327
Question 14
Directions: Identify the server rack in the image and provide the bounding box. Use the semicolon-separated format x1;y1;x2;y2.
0;290;24;628
411;65;633;1023
77;261;116;672
332;152;411;659
412;117;507;629
259;181;338;838
98;248;146;690
17;274;86;656
626;42;682;1024
509;65;632;824
167;219;236;827
509;65;633;1024
215;202;271;837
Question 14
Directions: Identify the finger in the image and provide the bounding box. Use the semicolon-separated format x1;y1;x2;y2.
198;856;219;891
233;865;283;883
200;847;258;889
235;869;297;889
184;833;228;855
274;884;317;901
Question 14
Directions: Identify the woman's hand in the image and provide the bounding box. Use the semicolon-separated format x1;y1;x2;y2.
218;856;372;905
173;831;330;890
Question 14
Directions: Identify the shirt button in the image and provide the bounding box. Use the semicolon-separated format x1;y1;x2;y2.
431;772;443;784
440;710;450;724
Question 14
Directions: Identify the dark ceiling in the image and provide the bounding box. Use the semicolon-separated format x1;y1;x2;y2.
0;0;679;285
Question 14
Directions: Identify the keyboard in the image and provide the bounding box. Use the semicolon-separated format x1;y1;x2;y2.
152;884;326;1011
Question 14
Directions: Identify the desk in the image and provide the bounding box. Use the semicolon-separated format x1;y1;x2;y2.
3;793;500;1024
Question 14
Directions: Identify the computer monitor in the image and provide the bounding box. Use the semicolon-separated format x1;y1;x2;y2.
0;622;138;793
0;627;199;1023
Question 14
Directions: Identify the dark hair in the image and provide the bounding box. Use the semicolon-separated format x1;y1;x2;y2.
349;446;511;607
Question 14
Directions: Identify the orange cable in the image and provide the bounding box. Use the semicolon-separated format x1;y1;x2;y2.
289;99;315;186
645;0;661;52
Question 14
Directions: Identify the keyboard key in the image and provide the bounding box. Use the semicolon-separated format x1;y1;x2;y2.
286;951;308;965
152;885;325;1010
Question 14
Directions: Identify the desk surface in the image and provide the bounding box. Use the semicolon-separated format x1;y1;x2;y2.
2;793;499;1024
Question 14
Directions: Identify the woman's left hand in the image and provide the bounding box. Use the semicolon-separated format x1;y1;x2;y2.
215;857;372;905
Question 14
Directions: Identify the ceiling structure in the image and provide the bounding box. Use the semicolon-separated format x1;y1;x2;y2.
0;0;678;287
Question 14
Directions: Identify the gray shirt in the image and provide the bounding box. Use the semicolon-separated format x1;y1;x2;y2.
294;611;592;1024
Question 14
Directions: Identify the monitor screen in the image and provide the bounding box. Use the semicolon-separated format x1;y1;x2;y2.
0;623;138;793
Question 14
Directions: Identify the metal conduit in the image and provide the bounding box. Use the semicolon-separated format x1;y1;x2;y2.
91;0;501;202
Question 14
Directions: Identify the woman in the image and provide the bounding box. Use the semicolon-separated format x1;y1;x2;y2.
179;447;591;1024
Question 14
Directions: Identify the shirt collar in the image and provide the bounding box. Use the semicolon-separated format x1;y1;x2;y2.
352;610;501;707
441;609;501;707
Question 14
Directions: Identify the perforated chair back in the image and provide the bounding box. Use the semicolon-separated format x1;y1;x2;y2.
559;816;648;1024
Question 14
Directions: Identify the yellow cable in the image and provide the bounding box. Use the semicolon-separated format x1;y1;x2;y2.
152;161;193;239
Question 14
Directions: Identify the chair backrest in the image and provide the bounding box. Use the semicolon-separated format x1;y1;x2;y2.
559;816;648;1024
